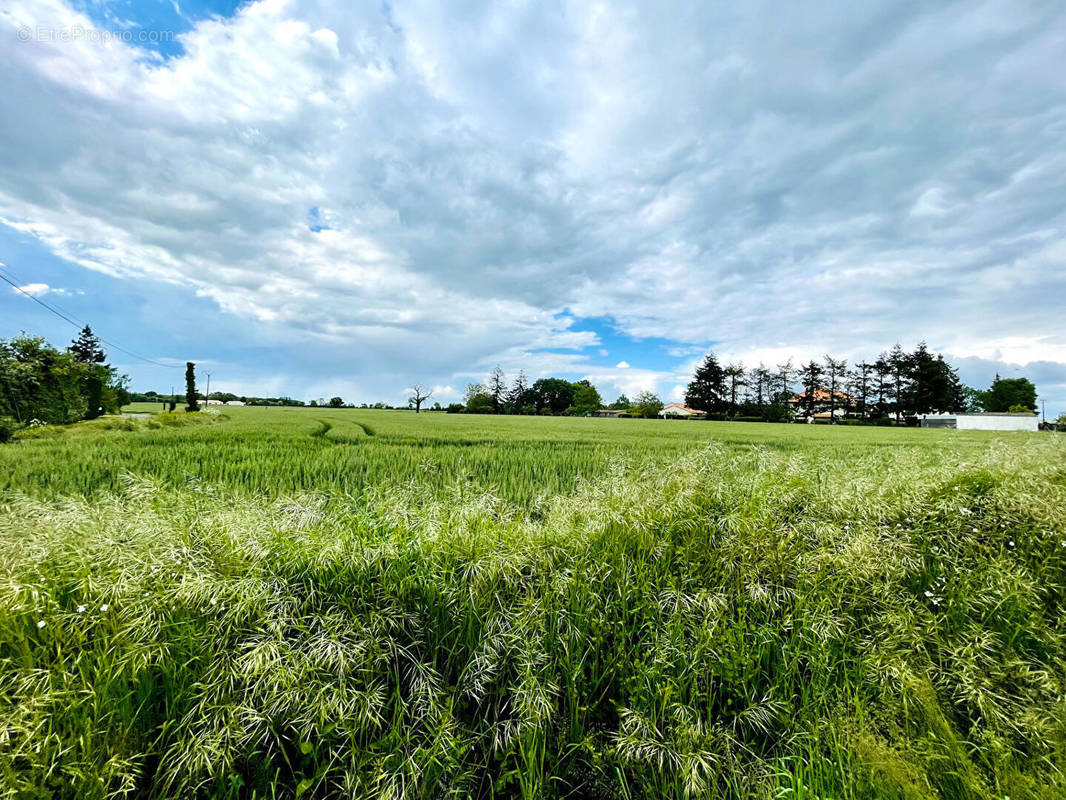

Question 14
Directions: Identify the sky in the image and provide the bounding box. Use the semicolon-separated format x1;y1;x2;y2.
1;0;1065;415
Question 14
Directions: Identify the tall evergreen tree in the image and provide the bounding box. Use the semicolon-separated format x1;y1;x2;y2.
886;344;910;420
775;359;795;405
848;361;874;420
723;362;746;415
749;364;772;409
487;365;507;414
506;370;529;411
823;355;848;421
69;326;106;364
798;360;824;417
185;362;199;412
685;352;727;413
69;326;109;419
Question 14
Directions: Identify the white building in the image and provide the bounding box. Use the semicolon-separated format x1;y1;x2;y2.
658;403;703;418
920;412;1038;431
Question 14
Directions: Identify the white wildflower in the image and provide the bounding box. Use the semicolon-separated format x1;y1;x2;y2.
36;620;45;628
76;605;86;613
100;604;109;612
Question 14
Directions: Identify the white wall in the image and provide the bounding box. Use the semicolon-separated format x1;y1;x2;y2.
956;414;1038;431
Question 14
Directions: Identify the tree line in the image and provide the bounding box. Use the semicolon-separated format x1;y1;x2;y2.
0;328;130;439
683;343;1037;422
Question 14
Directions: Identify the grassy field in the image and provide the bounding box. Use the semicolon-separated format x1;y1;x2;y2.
1;407;1064;799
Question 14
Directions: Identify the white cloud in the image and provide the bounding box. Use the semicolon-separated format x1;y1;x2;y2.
12;282;53;297
615;360;630;368
0;0;1063;408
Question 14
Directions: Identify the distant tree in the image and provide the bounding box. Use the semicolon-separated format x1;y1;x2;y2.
487;365;507;413
982;376;1037;412
774;359;795;405
328;396;344;408
724;362;746;415
68;326;125;419
872;355;891;417
309;399;318;407
464;383;487;405
961;386;985;412
0;335;89;423
749;364;772;409
531;377;576;414
185;362;199;412
798;360;823;417
886;344;910;420
611;394;631;410
506;370;530;412
466;392;494;414
69;326;106;364
572;383;603;415
823;355;848;421
408;384;432;413
906;344;965;414
632;391;663;419
848;361;874;419
432;401;442;411
685;352;726;413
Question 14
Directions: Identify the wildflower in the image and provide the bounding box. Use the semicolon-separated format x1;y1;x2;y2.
76;605;86;613
36;620;45;628
959;507;972;516
1008;540;1015;548
100;604;109;612
924;590;933;598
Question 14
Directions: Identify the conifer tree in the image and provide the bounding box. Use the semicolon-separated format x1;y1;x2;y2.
185;362;199;412
685;352;727;412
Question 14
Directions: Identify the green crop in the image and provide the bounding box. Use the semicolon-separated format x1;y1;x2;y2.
1;408;1064;799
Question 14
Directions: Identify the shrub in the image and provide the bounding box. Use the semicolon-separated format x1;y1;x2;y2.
0;416;15;443
1008;404;1033;414
538;407;553;416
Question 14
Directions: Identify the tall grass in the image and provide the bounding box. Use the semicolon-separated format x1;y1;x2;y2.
1;419;1064;798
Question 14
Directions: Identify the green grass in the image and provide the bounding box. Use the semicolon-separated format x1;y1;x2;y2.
1;408;1064;798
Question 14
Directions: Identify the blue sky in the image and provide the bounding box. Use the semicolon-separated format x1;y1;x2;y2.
2;0;1065;414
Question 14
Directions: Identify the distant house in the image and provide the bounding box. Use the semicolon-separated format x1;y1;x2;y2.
592;408;626;417
920;412;1038;431
658;403;703;418
787;388;855;419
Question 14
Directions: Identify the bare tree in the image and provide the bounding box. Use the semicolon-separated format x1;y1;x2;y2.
408;384;432;413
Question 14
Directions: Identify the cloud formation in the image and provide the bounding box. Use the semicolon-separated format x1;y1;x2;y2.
1;0;1064;408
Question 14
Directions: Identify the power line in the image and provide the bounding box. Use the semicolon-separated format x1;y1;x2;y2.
0;264;182;369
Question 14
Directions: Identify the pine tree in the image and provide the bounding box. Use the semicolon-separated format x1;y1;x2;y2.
487;366;507;414
724;362;746;415
749;364;772;409
69;326;106;364
685;352;727;413
799;360;824;417
823;355;848;421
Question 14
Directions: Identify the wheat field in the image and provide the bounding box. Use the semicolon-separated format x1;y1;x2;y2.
1;408;1064;799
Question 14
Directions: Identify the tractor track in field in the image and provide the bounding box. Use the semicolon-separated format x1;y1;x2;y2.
310;418;374;443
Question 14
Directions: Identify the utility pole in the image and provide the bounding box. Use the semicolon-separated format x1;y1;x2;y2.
205;372;212;406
